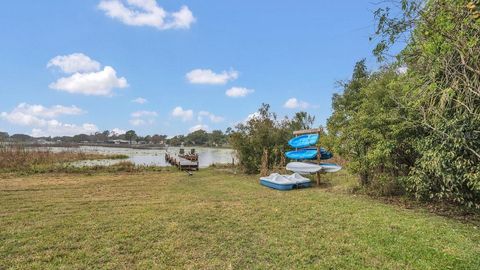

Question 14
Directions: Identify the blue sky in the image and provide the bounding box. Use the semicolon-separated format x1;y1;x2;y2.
0;0;383;137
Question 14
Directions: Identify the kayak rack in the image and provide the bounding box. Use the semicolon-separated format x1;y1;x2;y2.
292;128;324;186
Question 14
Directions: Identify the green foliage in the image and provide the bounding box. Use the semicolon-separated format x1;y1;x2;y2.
371;0;424;61
230;104;315;174
328;0;480;207
325;61;417;194
185;130;209;145
398;0;480;207
125;130;137;144
166;130;229;147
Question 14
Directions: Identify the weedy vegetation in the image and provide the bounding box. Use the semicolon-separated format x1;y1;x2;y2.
0;145;128;174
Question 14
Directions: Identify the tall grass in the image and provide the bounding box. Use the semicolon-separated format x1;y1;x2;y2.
0;145;127;172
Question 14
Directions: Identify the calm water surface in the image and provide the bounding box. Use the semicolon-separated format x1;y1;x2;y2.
47;146;235;168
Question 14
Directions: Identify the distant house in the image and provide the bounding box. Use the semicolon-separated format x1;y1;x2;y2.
108;139;130;145
36;139;53;145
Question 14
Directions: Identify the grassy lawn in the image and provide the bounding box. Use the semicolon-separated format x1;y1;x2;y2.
1;169;479;269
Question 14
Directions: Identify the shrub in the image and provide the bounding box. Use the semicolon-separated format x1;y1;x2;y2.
230;104;316;174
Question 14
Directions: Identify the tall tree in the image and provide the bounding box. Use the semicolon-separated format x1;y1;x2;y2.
125;130;137;144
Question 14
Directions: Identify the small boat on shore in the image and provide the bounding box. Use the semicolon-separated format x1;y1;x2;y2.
260;173;311;190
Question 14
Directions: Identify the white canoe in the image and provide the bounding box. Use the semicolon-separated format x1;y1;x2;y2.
319;163;342;173
286;162;342;174
286;162;322;174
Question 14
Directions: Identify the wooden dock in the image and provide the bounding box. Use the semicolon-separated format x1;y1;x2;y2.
165;152;199;171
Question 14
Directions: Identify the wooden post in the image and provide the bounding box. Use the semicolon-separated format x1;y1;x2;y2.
317;142;321;186
260;148;269;177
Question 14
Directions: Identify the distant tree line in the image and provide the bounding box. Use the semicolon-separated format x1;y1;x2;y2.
0;129;230;147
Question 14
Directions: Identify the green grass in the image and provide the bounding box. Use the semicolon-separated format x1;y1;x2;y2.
1;169;479;269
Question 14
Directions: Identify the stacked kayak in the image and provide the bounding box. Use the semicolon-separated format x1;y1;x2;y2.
286;162;342;174
288;134;320;148
286;162;322;174
285;148;333;160
285;149;317;160
259;132;342;190
260;173;311;190
284;132;341;175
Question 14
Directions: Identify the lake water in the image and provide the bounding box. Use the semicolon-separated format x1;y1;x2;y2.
46;146;235;168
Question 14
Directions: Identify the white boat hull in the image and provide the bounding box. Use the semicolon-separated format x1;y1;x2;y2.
286;162;342;174
286;162;322;174
319;163;342;173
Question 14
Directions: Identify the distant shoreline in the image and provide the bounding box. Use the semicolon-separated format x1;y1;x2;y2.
16;142;233;150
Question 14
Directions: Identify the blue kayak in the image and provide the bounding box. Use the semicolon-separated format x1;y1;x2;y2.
310;147;333;159
288;134;319;148
286;148;333;160
319;148;333;160
285;149;317;159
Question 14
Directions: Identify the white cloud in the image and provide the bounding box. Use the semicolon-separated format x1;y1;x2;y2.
231;112;261;127
98;0;195;30
171;106;193;121
12;103;84;118
225;87;254;98
186;69;238;85
111;128;126;135
130;110;157;126
132;97;147;104
47;53;128;96
283;98;310;109
49;66;128;96
245;112;261;122
31;123;99;137
189;124;208;133
167;5;195;29
198;111;224;123
47;53;101;74
1;111;46;126
131;110;158;118
1;103;98;137
1;103;85;126
129;118;146;126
